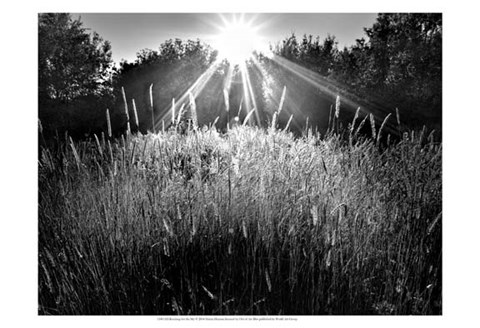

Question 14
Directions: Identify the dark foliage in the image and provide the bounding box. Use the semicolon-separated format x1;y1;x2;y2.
269;13;442;134
38;13;441;139
38;13;115;137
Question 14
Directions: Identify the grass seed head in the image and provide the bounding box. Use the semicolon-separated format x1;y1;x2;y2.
223;88;230;112
106;108;112;138
335;95;341;118
370;113;376;139
278;85;287;114
132;98;139;128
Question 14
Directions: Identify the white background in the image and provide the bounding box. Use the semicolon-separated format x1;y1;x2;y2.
0;0;478;327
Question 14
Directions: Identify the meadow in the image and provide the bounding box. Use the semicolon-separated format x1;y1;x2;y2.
38;109;442;315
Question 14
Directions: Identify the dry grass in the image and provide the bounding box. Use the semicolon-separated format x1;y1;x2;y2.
38;116;442;315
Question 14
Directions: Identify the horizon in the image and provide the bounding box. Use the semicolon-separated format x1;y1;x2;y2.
74;13;378;64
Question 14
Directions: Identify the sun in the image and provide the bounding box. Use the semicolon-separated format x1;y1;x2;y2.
213;16;267;64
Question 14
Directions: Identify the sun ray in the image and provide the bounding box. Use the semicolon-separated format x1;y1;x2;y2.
249;56;302;128
241;62;261;125
223;63;234;92
238;65;252;116
268;55;400;136
154;59;222;130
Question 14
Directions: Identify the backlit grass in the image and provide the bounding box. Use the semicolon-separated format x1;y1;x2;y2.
38;121;442;315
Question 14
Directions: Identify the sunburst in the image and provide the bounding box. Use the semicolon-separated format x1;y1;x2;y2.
212;15;269;65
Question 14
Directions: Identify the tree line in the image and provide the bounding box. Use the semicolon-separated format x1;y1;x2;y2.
273;13;441;130
38;13;441;138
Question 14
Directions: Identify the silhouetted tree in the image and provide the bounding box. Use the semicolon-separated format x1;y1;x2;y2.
39;13;115;136
39;13;114;103
337;14;442;121
271;14;442;132
114;39;219;133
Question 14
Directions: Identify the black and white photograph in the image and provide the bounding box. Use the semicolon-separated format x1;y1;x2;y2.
4;1;480;325
36;11;443;316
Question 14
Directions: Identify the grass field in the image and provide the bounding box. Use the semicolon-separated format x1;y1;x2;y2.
38;115;442;315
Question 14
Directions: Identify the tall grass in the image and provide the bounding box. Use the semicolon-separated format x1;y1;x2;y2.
38;107;441;315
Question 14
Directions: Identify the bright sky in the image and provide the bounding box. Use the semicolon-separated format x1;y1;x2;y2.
75;13;378;64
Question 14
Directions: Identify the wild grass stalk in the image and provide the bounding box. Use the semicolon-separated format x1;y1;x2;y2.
278;86;287;114
283;114;294;132
354;114;368;137
242;108;256;126
396;107;401;129
223;88;230;128
335;95;341;118
270;111;278;131
132;98;139;129
189;92;198;130
39;108;441;315
223;88;230;113
377;113;391;146
106;109;112;138
149;84;155;133
369;113;376;139
171;98;176;126
237;97;243;117
94;134;103;157
351;107;360;135
121;86;130;134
